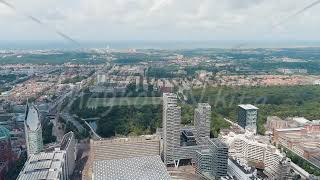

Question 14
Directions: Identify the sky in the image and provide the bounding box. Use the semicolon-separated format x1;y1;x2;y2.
0;0;320;43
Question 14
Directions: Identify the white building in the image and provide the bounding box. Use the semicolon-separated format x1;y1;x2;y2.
221;132;290;180
24;104;43;157
228;158;259;180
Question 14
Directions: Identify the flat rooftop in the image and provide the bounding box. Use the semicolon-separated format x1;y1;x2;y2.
238;104;259;110
93;156;171;180
229;158;255;174
209;138;228;148
17;151;65;180
275;127;304;132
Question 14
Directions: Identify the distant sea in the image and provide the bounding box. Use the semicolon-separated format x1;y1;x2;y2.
1;40;320;50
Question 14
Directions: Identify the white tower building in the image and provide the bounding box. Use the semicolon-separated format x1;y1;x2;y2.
162;93;181;165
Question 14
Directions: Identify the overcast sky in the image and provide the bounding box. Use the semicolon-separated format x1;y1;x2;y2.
1;0;320;42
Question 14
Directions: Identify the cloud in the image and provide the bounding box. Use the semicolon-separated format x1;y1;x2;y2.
0;0;79;45
272;0;320;28
148;0;172;14
0;0;320;41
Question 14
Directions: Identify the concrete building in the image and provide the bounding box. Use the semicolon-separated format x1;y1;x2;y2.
24;104;43;156
273;121;320;169
163;93;181;165
210;139;229;178
92;156;170;180
264;156;291;180
195;139;229;179
195;149;212;175
86;135;161;179
17;150;67;180
238;104;258;134
227;158;259;180
265;116;298;131
59;132;76;177
90;135;160;162
194;103;211;142
162;93;213;167
222;132;291;179
17;132;76;180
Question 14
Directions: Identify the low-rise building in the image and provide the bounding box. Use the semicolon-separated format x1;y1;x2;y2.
227;158;259;180
92;156;170;180
273;121;320;169
222;132;291;179
17;150;67;180
90;135;160;162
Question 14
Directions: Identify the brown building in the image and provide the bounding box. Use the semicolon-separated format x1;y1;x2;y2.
273;121;320;167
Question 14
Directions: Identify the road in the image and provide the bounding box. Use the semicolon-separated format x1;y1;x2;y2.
60;112;86;133
224;118;245;131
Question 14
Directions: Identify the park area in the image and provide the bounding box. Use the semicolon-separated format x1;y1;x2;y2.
86;97;162;108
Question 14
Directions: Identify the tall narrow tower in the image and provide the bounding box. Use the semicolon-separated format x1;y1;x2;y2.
194;103;211;142
24;104;43;156
162;93;181;164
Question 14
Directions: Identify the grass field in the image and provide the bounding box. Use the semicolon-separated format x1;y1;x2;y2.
86;97;162;108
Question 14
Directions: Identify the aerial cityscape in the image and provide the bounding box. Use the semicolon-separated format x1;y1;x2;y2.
1;0;320;180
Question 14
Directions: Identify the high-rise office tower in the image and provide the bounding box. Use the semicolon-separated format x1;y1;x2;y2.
238;104;258;133
162;93;181;165
24;104;43;156
209;139;228;178
195;138;229;179
194;103;211;141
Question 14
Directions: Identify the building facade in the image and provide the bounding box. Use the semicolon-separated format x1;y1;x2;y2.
194;103;211;142
195;139;229;179
90;135;160;162
162;93;214;167
92;156;170;180
195;149;212;175
17;150;67;180
238;104;258;133
222;132;291;179
162;93;181;165
60;132;76;178
24;104;43;156
227;158;258;180
210;139;229;178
